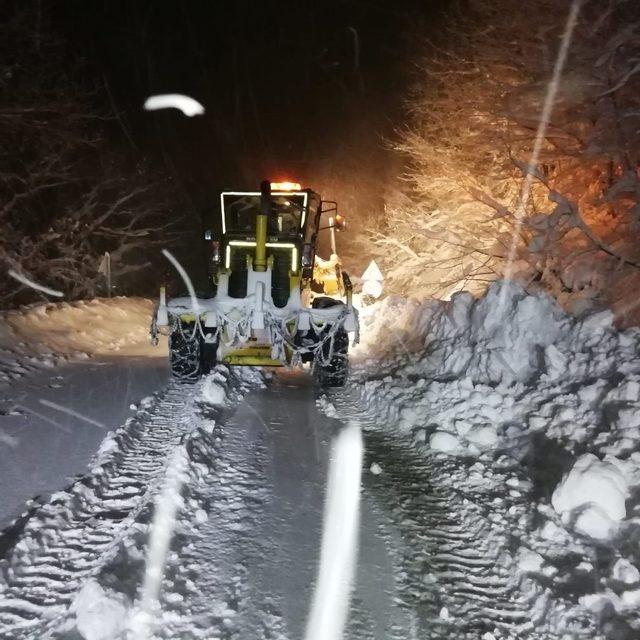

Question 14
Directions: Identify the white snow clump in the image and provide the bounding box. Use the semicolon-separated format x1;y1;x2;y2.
201;376;226;406
611;558;640;585
552;453;630;540
70;579;128;640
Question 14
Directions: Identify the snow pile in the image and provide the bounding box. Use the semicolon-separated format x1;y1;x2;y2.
70;580;128;640
353;280;640;459
358;281;575;386
201;375;227;406
551;453;631;540
0;297;161;384
347;279;640;632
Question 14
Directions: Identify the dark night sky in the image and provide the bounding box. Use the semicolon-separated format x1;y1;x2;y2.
51;1;446;200
43;1;448;278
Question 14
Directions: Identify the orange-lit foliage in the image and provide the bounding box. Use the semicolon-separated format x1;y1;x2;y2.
379;0;640;323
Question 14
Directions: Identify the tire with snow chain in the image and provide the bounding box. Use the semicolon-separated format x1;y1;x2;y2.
169;324;202;382
199;334;218;375
314;327;349;387
311;296;349;387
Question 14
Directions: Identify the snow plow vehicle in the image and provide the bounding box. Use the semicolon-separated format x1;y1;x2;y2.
150;180;359;386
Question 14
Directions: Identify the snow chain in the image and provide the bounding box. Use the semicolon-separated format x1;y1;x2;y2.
156;307;355;369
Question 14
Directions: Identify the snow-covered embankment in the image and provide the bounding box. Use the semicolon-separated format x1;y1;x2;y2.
344;281;640;635
0;297;167;528
0;297;160;385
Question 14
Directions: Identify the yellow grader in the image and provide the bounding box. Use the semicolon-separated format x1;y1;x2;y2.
150;181;358;386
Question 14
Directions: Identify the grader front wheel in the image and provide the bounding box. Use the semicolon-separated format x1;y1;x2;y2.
314;328;349;388
169;324;202;382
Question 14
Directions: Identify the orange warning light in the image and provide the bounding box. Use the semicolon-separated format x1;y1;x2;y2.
270;181;302;191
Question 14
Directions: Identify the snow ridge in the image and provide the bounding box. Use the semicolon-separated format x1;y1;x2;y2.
0;379;208;638
0;297;157;389
140;377;288;639
339;280;640;636
324;390;593;640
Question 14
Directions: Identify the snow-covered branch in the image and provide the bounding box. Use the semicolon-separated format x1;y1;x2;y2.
380;0;640;319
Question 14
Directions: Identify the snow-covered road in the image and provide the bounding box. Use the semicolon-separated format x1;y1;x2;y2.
3;284;640;639
0;364;590;640
0;357;168;528
0;368;416;639
142;371;414;639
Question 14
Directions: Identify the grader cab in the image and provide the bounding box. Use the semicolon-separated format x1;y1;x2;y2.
151;180;358;386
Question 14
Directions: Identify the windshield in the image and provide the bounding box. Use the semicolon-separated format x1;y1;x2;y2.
221;192;307;236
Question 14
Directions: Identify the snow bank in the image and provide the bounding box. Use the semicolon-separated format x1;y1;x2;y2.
355;281;571;386
353;280;640;456
2;297;154;355
345;279;640;631
0;297;162;385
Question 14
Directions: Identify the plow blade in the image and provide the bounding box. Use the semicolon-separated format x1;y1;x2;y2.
222;346;285;367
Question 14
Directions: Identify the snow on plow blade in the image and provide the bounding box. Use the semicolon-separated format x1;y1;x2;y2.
151;268;359;381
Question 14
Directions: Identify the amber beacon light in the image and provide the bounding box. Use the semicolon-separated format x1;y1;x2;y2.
270;181;302;191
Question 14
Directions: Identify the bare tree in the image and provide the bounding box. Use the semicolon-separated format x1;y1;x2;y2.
0;3;182;306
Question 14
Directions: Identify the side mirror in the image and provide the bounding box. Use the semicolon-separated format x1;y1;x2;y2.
334;214;346;231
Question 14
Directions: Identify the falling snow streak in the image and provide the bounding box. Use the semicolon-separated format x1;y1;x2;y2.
162;248;202;317
7;270;64;298
143;94;205;117
37;398;106;429
131;446;189;640
305;421;364;640
498;0;583;313
0;382;202;639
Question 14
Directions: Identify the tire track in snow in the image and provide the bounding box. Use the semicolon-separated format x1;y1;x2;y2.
142;404;289;639
2;369;409;640
326;387;596;640
142;374;390;640
0;381;205;639
129;371;419;640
